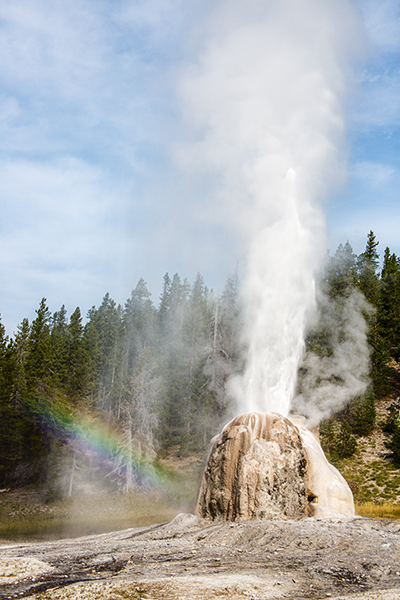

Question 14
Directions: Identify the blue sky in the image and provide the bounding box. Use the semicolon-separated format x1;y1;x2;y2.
328;0;400;255
0;0;399;335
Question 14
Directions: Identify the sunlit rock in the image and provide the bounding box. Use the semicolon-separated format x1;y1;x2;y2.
195;412;354;521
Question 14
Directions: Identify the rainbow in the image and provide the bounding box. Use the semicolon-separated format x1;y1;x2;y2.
28;393;166;491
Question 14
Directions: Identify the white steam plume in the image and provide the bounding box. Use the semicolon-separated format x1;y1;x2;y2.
176;0;365;417
293;289;373;426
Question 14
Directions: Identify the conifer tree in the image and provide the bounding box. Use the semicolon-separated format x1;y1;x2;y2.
51;305;69;387
0;317;16;484
324;241;358;298
205;272;242;412
26;298;54;390
87;293;124;414
124;279;155;360
13;318;30;407
378;248;400;360
358;230;380;306
66;307;88;398
356;232;389;395
15;301;57;484
385;421;400;465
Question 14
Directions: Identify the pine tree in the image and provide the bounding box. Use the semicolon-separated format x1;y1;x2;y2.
124;279;156;360
86;293;124;414
51;305;69;388
378;248;400;360
355;232;390;396
0;317;17;484
13;301;58;485
383;406;399;434
157;273;192;449
13;318;30;407
26;298;54;390
66;307;89;398
358;230;380;307
117;348;160;491
205;273;242;412
324;241;358;298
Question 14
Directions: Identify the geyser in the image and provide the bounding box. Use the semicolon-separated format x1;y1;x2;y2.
196;413;354;521
181;0;364;523
178;0;365;418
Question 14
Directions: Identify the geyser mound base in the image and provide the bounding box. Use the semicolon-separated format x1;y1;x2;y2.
196;412;354;521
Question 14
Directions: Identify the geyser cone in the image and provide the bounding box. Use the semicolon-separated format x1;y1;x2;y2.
196;412;354;521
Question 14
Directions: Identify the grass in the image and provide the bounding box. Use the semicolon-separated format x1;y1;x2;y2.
355;502;400;520
337;453;400;507
322;391;400;514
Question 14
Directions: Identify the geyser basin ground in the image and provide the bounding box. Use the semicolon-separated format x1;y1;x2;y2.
2;514;400;599
1;415;397;599
196;412;354;521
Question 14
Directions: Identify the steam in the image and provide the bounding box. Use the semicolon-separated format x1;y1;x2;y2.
293;289;372;426
176;0;365;418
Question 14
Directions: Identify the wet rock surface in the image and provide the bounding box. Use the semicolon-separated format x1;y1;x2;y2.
1;513;400;599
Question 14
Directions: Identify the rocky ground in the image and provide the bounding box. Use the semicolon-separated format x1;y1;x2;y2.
1;513;400;600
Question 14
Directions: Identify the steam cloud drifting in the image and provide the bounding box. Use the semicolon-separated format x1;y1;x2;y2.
176;0;366;419
293;289;373;425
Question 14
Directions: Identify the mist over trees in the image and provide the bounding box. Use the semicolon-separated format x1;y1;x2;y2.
0;271;242;492
1;230;400;492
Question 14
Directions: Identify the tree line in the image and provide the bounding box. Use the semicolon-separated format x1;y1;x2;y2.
1;230;400;493
315;231;400;463
0;272;241;492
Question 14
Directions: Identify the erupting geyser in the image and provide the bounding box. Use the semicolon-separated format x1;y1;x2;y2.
183;0;364;521
196;413;355;520
178;0;366;419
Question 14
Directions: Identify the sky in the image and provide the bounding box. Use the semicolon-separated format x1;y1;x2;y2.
0;0;399;336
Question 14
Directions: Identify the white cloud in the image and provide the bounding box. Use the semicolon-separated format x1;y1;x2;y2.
0;0;398;343
0;0;187;334
351;161;396;185
356;70;400;127
0;2;106;99
357;0;400;51
0;0;174;168
351;0;400;127
0;156;133;332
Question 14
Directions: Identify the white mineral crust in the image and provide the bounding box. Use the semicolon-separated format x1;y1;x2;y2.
289;415;355;517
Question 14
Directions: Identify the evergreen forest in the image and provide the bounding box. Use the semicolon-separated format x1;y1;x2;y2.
1;230;400;496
